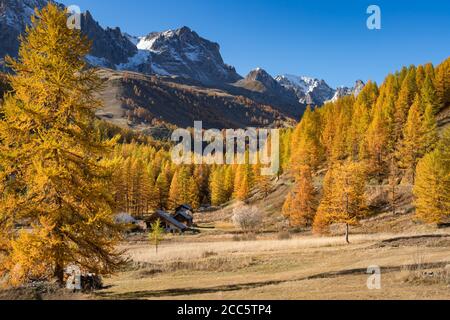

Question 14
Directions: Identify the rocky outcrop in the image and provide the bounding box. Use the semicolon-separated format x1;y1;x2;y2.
119;26;242;85
275;74;336;106
81;11;137;67
0;0;49;58
329;80;366;102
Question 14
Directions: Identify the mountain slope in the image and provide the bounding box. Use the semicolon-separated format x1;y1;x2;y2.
233;68;304;117
0;0;49;59
96;69;297;131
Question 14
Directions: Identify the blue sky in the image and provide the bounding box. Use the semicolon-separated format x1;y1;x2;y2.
59;0;450;88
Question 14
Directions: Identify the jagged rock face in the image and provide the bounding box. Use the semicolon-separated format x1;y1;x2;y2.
0;1;137;67
0;0;49;58
81;11;137;67
353;80;365;97
329;80;366;102
330;86;353;102
233;68;305;118
276;74;336;106
120;26;242;85
276;75;366;106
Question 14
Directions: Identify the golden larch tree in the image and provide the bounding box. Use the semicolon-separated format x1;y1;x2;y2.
398;94;425;183
0;4;124;285
187;176;200;209
414;129;450;224
313;161;367;243
282;165;317;227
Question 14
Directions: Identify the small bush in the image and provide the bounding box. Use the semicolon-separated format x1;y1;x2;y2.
402;268;450;285
232;205;263;232
201;251;218;258
277;231;292;240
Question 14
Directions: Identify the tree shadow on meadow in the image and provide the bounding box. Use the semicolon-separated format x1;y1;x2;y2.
96;261;450;300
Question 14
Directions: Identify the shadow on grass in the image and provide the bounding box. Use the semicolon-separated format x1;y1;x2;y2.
96;261;450;300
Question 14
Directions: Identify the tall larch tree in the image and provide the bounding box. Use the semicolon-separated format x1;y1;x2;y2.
420;76;438;154
313;161;367;243
187;176;200;209
234;164;252;201
223;165;235;201
155;171;169;209
365;102;389;178
395;67;418;140
143;168;157;213
435;57;450;112
347;81;378;160
210;166;227;206
398;94;425;183
193;164;210;206
0;4;124;285
329;97;354;161
282;165;317;227
291;106;324;171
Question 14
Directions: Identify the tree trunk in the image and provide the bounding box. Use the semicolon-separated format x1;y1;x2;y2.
345;223;350;244
54;260;65;286
392;184;396;215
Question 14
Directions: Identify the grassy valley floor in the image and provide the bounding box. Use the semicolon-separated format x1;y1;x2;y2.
96;231;450;300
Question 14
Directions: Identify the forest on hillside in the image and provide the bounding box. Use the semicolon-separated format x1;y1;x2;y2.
284;60;450;235
106;58;450;236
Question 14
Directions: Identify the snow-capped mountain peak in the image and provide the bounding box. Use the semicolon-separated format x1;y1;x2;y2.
275;74;335;106
116;26;242;84
328;80;366;103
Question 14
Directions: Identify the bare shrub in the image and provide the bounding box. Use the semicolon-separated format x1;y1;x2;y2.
402;267;450;285
277;231;292;240
232;205;263;232
201;250;218;258
401;254;450;285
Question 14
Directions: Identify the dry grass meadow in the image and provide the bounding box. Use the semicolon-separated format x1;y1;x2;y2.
95;227;450;300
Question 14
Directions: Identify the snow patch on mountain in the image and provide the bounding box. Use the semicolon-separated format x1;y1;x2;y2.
327;80;366;103
275;74;365;106
275;74;335;106
86;55;110;68
114;26;241;84
0;0;48;28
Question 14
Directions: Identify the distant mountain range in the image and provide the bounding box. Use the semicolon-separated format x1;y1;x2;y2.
0;0;365;130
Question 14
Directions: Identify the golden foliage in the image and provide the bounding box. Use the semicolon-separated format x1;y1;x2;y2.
414;128;450;223
0;4;124;284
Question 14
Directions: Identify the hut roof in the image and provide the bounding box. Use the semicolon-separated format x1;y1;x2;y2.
173;209;193;221
155;210;188;231
176;204;193;212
